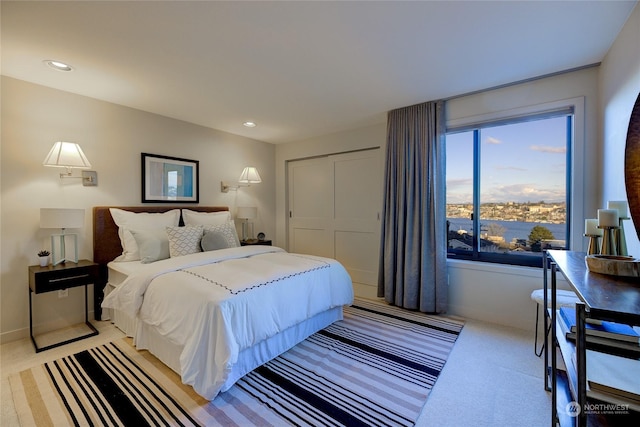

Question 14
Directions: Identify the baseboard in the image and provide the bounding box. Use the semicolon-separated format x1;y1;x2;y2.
1;309;96;345
353;282;377;300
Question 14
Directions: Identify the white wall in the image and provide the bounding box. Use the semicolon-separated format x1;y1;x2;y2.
0;77;275;343
600;3;640;256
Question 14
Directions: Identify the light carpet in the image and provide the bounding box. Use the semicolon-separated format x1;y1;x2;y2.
10;299;463;426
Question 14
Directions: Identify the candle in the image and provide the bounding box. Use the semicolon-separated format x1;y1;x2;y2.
585;219;602;235
597;209;619;227
607;200;629;218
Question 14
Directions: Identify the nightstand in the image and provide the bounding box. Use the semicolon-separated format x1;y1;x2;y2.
28;260;99;352
240;240;272;246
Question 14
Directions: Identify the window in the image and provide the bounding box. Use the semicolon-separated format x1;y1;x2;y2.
446;112;572;267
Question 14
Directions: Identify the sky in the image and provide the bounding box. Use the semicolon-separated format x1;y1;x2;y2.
446;115;567;204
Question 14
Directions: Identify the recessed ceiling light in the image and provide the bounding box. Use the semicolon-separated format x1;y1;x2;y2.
44;60;73;72
243;121;257;128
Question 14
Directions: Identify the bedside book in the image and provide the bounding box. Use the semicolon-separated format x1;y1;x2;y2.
559;307;640;344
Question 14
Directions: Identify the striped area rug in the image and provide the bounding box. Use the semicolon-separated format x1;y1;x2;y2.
10;299;463;426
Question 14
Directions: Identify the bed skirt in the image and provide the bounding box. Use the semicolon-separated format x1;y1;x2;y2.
128;306;343;397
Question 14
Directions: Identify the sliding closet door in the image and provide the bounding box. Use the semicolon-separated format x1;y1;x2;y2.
287;157;333;257
287;149;381;298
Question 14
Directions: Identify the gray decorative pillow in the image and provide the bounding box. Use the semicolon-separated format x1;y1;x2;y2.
130;229;170;263
201;231;232;252
202;221;240;248
166;225;204;258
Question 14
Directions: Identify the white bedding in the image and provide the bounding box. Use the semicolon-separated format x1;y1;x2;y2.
107;260;141;285
102;245;353;399
103;261;142;334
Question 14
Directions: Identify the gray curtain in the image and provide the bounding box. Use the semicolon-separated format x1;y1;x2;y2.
378;100;447;313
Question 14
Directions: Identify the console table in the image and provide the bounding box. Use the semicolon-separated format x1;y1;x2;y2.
544;250;640;426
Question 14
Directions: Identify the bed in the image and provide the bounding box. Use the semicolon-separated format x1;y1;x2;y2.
92;206;353;400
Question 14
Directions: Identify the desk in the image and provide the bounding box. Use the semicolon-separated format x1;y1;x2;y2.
545;250;640;426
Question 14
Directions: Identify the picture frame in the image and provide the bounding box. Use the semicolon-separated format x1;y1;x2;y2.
141;153;199;203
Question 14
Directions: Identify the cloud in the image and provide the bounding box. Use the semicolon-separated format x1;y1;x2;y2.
494;165;527;171
446;192;473;204
482;183;565;203
529;145;566;154
447;178;473;189
485;136;502;145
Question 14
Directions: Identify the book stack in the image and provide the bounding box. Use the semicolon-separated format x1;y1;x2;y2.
559;307;640;412
584;350;640;412
558;307;640;355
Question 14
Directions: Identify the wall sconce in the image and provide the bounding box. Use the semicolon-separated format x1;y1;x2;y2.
40;208;85;265
43;141;98;186
221;166;262;193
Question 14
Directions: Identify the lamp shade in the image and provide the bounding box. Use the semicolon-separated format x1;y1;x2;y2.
236;206;257;220
238;167;262;184
40;208;85;229
43;142;91;169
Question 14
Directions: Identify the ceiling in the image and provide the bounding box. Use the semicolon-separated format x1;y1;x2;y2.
2;1;637;144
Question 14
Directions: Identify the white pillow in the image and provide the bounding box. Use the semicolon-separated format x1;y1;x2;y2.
182;209;230;226
109;208;180;261
167;225;203;258
202;221;240;249
130;229;170;264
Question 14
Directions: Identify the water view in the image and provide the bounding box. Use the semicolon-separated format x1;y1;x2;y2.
446;202;567;253
447;218;566;244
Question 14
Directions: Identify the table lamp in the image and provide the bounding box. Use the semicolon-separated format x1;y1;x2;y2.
236;207;257;242
40;208;85;265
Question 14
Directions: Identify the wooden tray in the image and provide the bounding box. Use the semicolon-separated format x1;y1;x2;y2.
585;255;640;277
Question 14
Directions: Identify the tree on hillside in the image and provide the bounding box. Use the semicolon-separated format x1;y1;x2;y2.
486;223;506;237
528;225;555;252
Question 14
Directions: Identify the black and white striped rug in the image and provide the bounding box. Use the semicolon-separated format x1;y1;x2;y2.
10;299;463;426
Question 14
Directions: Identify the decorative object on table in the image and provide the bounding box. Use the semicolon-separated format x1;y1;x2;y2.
585;254;640;277
43;141;97;186
608;200;629;256
257;232;265;241
597;208;619;255
141;153;199;203
221;166;262;193
40;208;84;265
37;250;50;267
584;218;603;255
236;206;257;242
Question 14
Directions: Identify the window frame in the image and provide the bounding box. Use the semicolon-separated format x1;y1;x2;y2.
445;98;585;268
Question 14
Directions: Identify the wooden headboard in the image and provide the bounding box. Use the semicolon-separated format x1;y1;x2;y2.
92;206;229;319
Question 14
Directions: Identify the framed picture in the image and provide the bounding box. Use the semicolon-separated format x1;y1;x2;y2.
141;153;199;203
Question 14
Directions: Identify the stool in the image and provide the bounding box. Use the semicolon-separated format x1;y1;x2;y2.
530;289;579;357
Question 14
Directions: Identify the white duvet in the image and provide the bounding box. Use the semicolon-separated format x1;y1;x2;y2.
102;245;353;399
